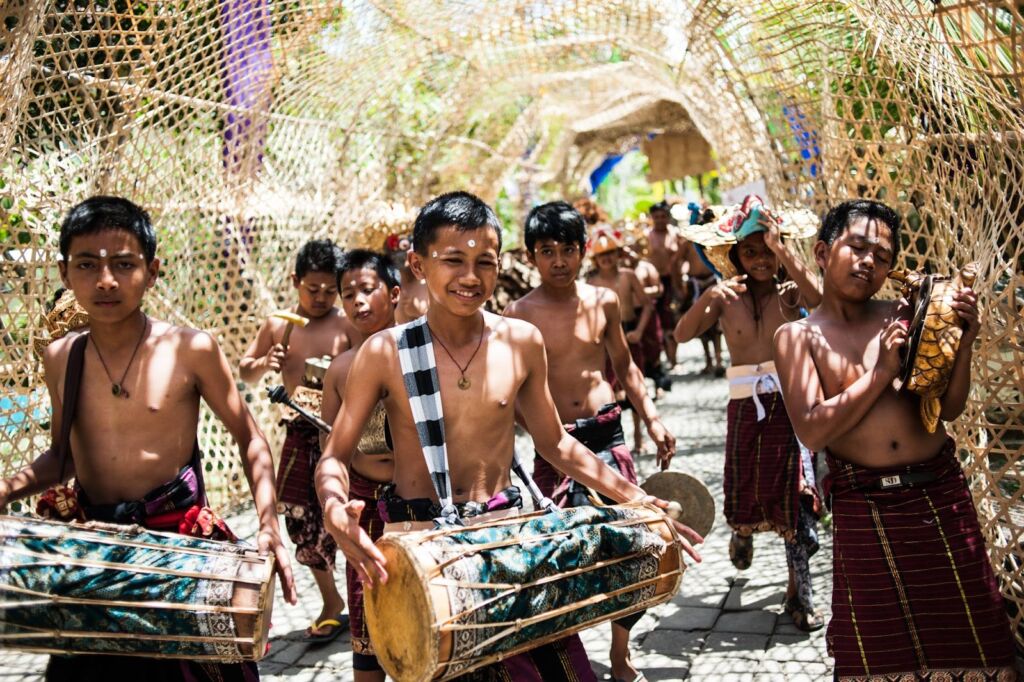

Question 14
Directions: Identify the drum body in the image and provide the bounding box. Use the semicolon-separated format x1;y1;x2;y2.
0;515;274;661
365;503;684;681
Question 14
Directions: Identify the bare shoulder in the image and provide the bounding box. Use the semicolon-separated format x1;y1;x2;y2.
324;346;357;390
775;317;815;345
584;280;619;311
42;330;85;384
503;289;538;320
494;310;540;344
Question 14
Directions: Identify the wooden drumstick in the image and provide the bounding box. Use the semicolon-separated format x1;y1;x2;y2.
270;311;309;349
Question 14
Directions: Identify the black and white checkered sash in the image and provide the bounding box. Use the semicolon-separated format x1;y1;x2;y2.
390;317;556;527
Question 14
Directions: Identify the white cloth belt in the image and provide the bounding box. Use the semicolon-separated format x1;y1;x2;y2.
727;362;781;422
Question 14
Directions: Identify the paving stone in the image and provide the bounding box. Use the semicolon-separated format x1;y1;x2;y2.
701;632;769;657
767;634;826;663
756;658;830;677
637;629;706;656
713;609;778;635
656;604;720;631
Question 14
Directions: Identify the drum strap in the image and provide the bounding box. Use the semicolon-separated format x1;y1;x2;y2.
56;333;89;482
391;317;461;526
390;318;556;526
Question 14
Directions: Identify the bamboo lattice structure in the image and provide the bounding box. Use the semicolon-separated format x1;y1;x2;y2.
0;0;1021;641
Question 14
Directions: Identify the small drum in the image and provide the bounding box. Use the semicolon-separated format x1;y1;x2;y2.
365;503;685;681
0;515;274;661
303;356;331;390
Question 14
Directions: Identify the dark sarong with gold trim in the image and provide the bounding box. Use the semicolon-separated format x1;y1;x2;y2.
724;391;816;539
347;467;388;661
825;439;1017;681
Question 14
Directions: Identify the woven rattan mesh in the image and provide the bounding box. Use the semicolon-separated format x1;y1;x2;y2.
1;0;1022;639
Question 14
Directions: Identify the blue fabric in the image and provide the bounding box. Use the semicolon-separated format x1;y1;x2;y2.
426;505;666;673
0;517;259;659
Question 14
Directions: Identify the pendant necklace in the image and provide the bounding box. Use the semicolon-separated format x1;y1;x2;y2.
91;315;149;398
428;318;485;390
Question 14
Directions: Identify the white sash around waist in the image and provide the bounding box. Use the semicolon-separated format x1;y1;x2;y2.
726;361;781;422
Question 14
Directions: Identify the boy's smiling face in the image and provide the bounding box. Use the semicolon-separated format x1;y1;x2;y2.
409;225;499;316
735;232;778;283
529;238;582;287
815;216;894;301
58;229;159;323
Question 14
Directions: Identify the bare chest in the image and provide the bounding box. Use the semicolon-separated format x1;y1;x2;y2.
811;327;882;399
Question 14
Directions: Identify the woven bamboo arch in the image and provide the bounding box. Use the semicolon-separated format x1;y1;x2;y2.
0;0;1021;640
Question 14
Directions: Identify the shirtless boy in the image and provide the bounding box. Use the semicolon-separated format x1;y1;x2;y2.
674;196;824;630
646;201;682;366
320;249;400;681
678;208;725;376
505;201;675;682
240;239;351;642
774;200;1016;679
0;196;296;680
586;228;656;454
316;191;700;681
384;232;429;323
621;244;672;396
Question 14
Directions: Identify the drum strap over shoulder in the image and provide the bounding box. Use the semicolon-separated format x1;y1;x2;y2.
56;333;89;482
390;318;461;526
390;318;556;525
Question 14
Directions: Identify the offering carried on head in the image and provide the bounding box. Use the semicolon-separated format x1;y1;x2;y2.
888;263;978;433
672;195;818;279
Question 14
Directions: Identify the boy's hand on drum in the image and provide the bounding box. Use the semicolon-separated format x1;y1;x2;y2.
258;525;298;604
646;419;675;471
641;495;704;563
325;497;388;586
951;287;981;343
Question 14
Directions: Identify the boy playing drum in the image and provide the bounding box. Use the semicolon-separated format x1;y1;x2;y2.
0;196;296;680
316;191;701;681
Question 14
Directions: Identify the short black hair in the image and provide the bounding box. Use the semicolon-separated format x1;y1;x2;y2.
337;248;400;290
295;239;342;279
524;201;587;254
649;200;670;215
819;200;902;259
59;196;157;263
412;191;502;255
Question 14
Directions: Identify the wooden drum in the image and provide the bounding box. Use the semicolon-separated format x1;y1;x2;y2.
364;502;685;681
0;515;275;661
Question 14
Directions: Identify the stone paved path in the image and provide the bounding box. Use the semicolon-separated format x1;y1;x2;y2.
0;342;835;680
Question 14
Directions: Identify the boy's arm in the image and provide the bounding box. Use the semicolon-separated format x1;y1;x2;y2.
319;351;353;451
760;211;822;308
773;318;905;452
0;346;75;507
517;322;701;557
673;277;739;343
939;287;981;421
239;319;284;384
190;331;297;604
627;271;653;339
316;335;390;586
603;294;674;470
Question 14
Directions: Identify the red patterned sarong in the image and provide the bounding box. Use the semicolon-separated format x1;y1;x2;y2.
347;467;388;657
825;440;1017;681
724;391;816;540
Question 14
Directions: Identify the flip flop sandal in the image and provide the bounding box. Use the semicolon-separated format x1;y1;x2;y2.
613;673;648;682
784;597;824;632
729;531;753;570
305;613;350;644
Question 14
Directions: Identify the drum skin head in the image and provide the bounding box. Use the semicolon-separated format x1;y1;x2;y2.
364;538;438;681
641;471;716;538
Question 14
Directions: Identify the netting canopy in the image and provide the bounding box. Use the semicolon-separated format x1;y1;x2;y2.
0;0;1022;638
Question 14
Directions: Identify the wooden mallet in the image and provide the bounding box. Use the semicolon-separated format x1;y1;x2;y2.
270;310;310;349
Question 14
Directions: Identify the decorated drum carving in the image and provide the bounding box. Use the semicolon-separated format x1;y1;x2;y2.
0;515;274;661
889;263;978;433
364;503;686;681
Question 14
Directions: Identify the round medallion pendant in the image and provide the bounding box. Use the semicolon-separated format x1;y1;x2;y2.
111;384;121;396
457;376;471;390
